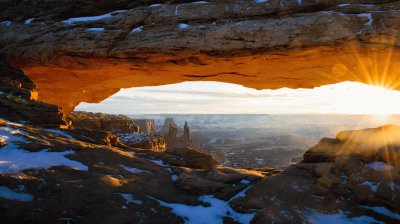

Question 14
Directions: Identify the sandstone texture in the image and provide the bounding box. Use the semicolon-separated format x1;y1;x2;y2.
1;1;400;223
70;111;167;151
1;0;400;114
0;118;269;223
1;118;399;223
231;125;400;223
166;142;221;169
304;124;400;172
0;57;66;126
70;111;140;132
132;119;156;135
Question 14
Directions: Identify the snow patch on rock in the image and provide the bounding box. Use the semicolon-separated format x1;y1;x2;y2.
45;129;75;140
306;209;384;224
240;179;250;185
0;127;88;173
116;132;154;144
63;10;126;24
192;1;209;4
0;21;12;27
0;186;33;202
179;23;190;29
151;194;255;224
118;193;143;205
86;28;105;32
358;13;373;26
24;18;34;25
361;206;400;220
131;26;143;33
361;181;378;192
367;161;394;171
149;159;167;166
122;165;150;173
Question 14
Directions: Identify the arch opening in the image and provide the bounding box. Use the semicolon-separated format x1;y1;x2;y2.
71;81;400;168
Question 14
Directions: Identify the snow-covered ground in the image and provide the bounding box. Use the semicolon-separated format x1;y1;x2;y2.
306;209;385;224
116;183;255;224
86;27;105;32
150;193;255;224
0;186;33;202
62;10;126;24
116;132;154;144
118;193;143;205
122;165;150;173
361;206;400;220
148;159;167;166
44;129;76;140
361;181;378;193
131;26;143;33
0;124;88;173
367;161;395;171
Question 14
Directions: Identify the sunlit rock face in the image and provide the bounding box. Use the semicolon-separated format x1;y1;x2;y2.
0;56;66;126
304;125;400;172
232;125;400;223
1;0;400;114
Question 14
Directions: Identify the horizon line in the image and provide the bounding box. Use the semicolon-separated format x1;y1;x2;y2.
74;111;400;116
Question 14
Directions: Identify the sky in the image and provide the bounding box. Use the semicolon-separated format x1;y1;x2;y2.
76;81;400;115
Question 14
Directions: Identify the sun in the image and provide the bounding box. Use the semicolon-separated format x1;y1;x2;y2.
326;82;400;115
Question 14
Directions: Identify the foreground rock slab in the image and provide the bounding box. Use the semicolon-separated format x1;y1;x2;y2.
1;0;400;114
0;119;271;224
0;118;400;223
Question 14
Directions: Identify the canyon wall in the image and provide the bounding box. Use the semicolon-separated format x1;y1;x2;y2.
132;119;156;135
69;111;139;131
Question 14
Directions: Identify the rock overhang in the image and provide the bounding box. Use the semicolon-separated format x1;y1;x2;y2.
1;0;400;115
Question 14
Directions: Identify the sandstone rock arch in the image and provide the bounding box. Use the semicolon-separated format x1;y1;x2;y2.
1;0;400;117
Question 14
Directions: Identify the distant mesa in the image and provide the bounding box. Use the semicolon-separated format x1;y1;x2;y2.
69;111;166;151
133;119;156;135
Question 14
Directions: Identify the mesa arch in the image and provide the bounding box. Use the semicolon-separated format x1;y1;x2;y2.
2;0;400;115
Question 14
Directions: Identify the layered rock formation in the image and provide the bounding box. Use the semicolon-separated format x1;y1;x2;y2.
165;142;221;169
166;124;179;143
0;118;263;223
159;118;220;168
1;0;400;115
119;132;167;152
0;57;66;126
304;124;400;172
1;118;399;223
162;118;193;144
232;125;400;223
70;111;139;132
132;119;156;135
161;118;179;135
1;0;400;223
70;111;167;151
